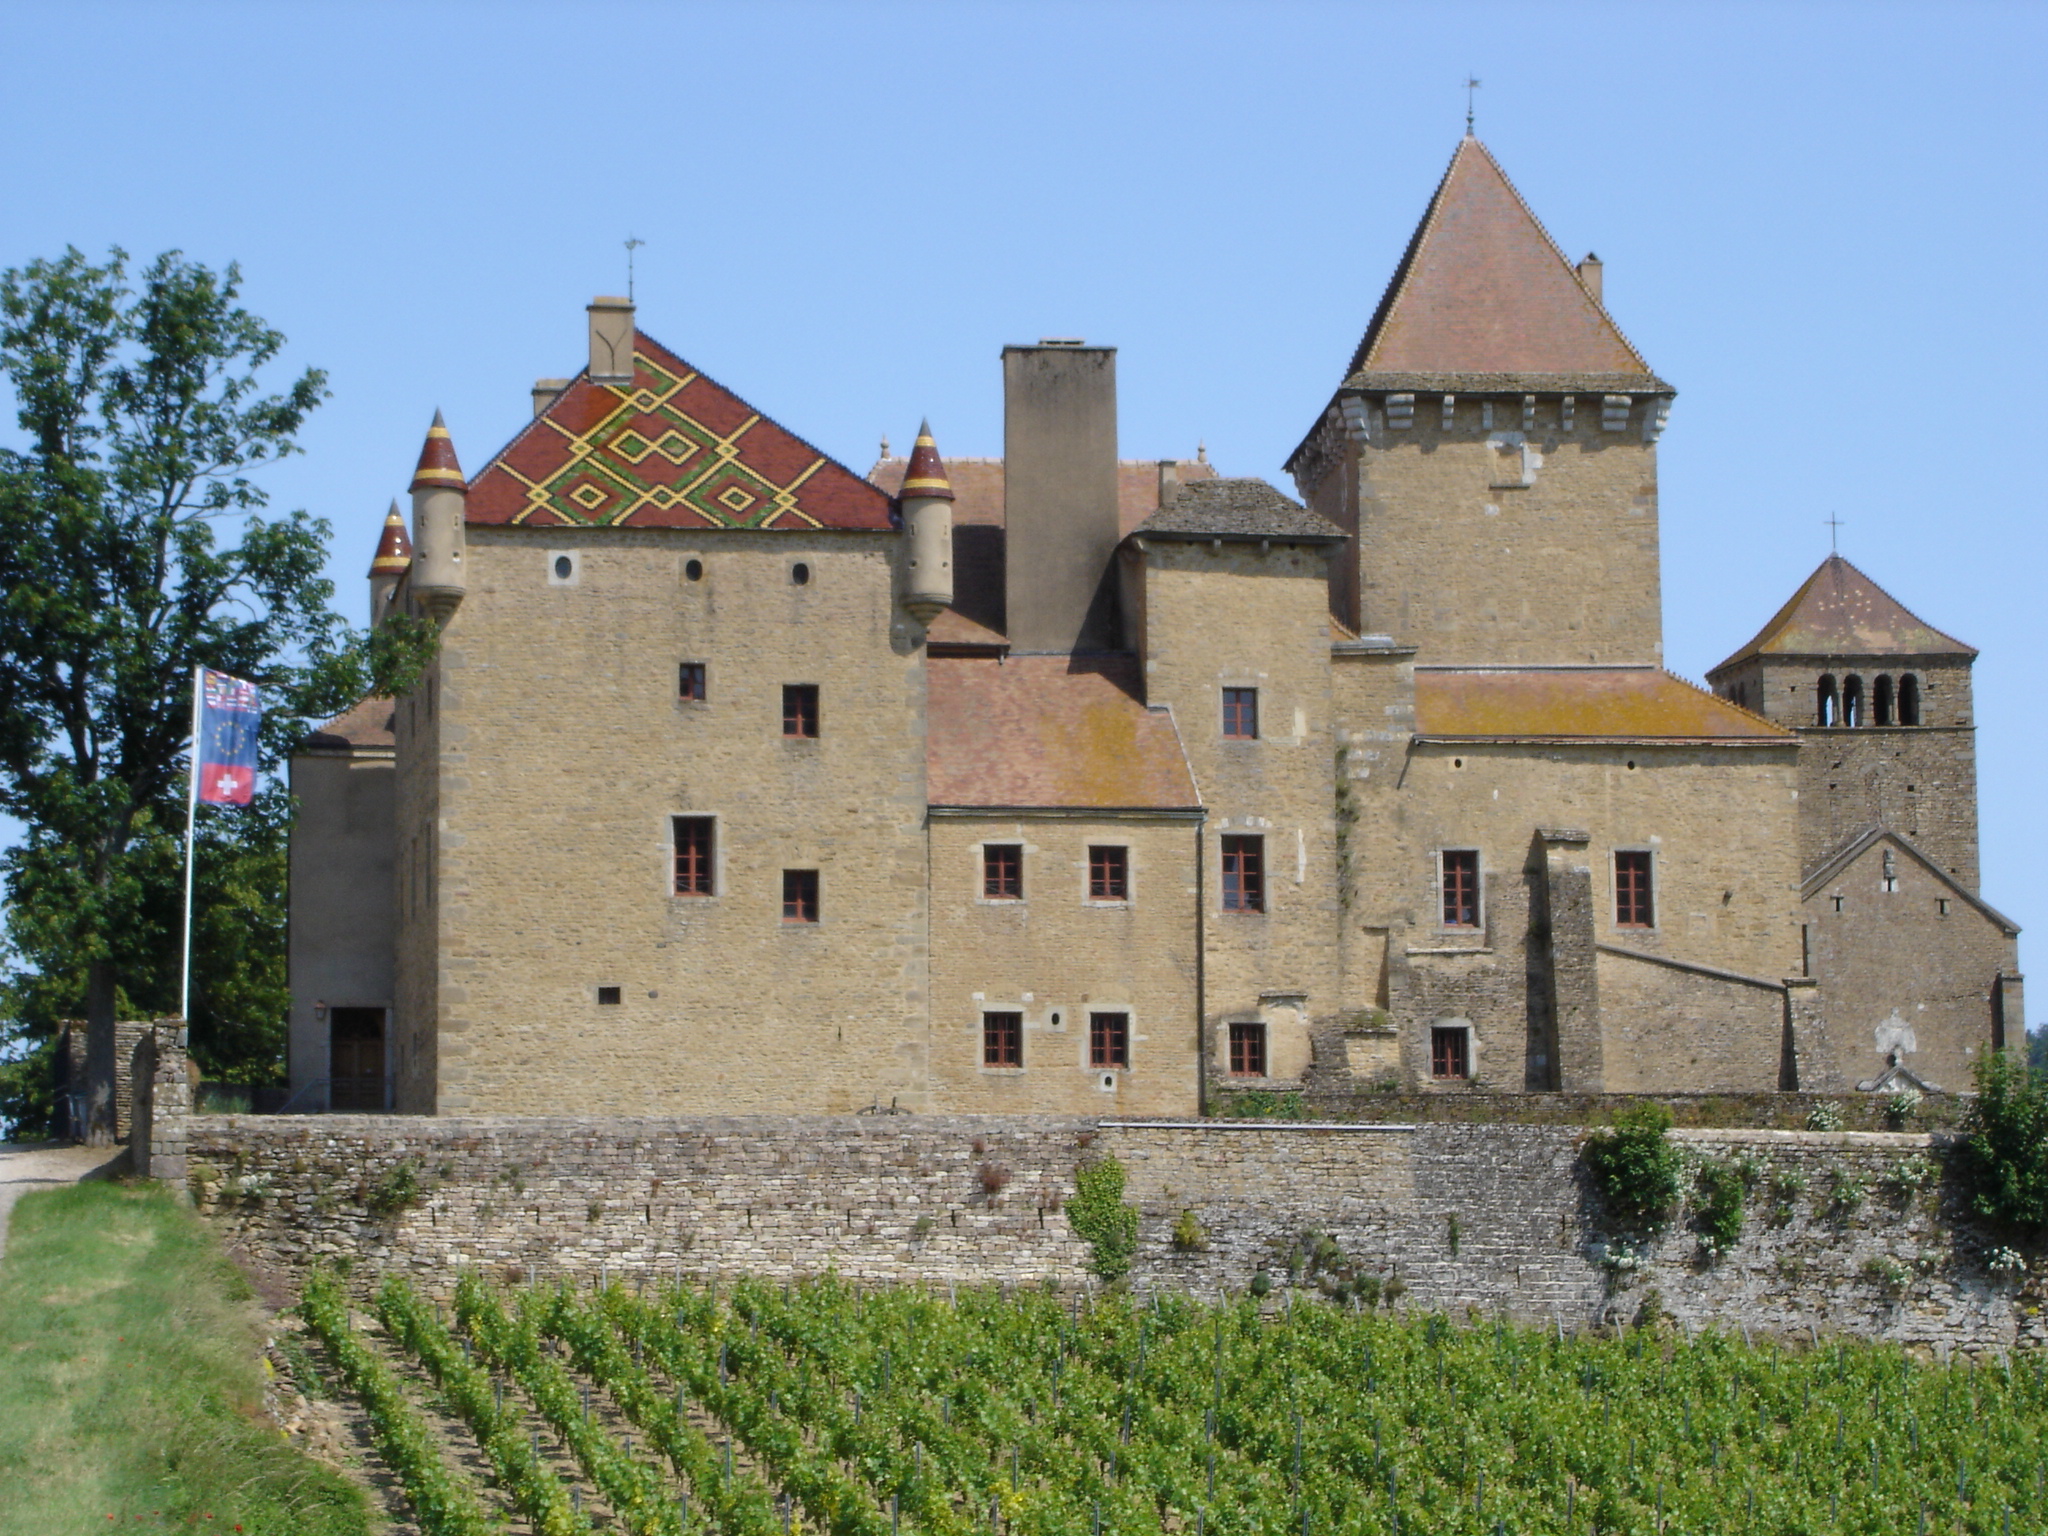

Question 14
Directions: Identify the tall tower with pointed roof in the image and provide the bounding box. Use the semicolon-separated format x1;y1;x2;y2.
1286;136;1673;661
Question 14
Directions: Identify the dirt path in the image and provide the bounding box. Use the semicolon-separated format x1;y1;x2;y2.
0;1141;126;1262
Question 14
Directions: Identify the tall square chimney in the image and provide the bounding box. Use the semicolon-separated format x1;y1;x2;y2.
1001;342;1120;652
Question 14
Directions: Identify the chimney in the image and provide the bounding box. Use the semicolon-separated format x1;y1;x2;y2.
1002;342;1120;652
1157;460;1181;510
587;296;635;385
531;378;570;418
1577;252;1603;305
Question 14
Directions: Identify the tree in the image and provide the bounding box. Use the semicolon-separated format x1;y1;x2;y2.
1957;1049;2048;1235
0;247;370;1142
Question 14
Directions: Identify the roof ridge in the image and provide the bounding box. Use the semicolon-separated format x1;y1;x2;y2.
1659;667;1792;734
1824;554;1976;656
1709;553;1976;673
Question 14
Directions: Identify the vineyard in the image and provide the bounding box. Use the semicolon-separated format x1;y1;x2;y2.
299;1270;2047;1536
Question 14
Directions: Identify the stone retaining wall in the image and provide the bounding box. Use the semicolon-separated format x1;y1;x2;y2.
178;1111;2045;1355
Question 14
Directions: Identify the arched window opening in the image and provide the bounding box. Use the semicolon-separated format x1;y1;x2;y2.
1843;675;1864;727
1874;674;1895;726
1899;674;1921;726
1817;674;1839;727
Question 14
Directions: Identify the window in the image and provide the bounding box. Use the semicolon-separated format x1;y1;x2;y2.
982;844;1023;900
673;817;715;896
1874;674;1894;726
1221;835;1264;912
1440;849;1480;928
679;663;706;702
1843;674;1864;728
1899;674;1921;726
1817;674;1838;727
1222;687;1259;740
1089;1011;1129;1069
1614;850;1655;928
782;684;819;738
1431;1026;1470;1080
597;986;622;1006
982;1010;1023;1068
791;562;811;586
1228;1021;1267;1077
685;558;704;582
782;869;819;923
1088;845;1129;901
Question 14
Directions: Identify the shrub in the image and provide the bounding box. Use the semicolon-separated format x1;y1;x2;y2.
1884;1088;1924;1129
1828;1167;1869;1217
365;1159;424;1216
1067;1157;1140;1282
1170;1208;1209;1253
1693;1158;1745;1255
1806;1101;1845;1132
978;1161;1012;1196
1584;1104;1683;1233
1957;1051;2048;1234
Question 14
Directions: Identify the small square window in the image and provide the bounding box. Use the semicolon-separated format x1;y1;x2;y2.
673;816;714;896
1221;835;1264;913
1228;1021;1267;1077
983;844;1023;900
782;684;819;738
1431;1026;1469;1080
982;1010;1023;1068
1615;850;1655;928
1089;1011;1129;1069
1441;849;1480;928
1222;687;1259;740
679;663;706;702
597;986;622;1006
1088;845;1128;901
782;869;819;923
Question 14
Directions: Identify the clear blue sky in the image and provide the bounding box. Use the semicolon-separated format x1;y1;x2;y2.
4;1;2042;997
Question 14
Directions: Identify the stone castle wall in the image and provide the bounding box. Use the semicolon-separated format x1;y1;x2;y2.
182;1112;2043;1354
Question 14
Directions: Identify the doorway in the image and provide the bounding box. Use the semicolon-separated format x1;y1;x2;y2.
329;1007;387;1110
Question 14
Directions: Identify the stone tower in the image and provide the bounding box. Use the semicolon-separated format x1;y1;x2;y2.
408;411;467;621
1285;136;1673;662
1707;554;1981;887
367;500;412;628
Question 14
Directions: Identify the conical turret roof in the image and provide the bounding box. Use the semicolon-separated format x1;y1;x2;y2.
410;408;467;493
899;419;954;502
1341;137;1666;392
1711;554;1975;674
368;500;413;576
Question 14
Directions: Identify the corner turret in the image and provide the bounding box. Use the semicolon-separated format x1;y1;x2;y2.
899;419;954;625
367;500;412;626
408;410;467;622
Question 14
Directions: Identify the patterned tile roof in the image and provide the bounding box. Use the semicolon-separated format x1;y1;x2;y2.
466;333;892;531
1710;554;1976;673
1134;478;1347;542
1343;138;1664;388
367;501;412;576
926;655;1200;809
1414;666;1792;744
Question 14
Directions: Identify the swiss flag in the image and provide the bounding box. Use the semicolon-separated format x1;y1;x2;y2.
195;669;261;806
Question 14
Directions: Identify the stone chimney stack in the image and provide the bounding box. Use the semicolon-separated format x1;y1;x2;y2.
531;378;570;418
1001;341;1120;652
587;296;635;385
1577;252;1604;305
1156;460;1181;510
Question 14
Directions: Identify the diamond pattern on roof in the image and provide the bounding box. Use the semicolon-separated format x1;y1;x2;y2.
466;332;893;531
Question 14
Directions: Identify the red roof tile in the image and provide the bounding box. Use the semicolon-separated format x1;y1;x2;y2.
466;333;892;531
927;655;1199;809
1710;554;1975;673
302;695;396;752
367;502;412;576
1346;138;1654;382
1414;667;1791;743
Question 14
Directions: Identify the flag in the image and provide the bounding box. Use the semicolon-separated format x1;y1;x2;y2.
196;669;262;805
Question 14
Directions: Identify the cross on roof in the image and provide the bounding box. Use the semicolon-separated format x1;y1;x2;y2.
1465;76;1481;135
1825;511;1844;554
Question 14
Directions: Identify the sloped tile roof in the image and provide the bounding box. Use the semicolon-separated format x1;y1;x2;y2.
927;655;1199;809
1414;666;1792;744
466;332;892;531
1710;554;1976;674
301;695;396;752
1343;138;1664;388
1134;478;1346;542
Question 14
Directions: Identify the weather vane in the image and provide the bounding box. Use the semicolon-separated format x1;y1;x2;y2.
1826;511;1844;554
625;236;646;302
1465;76;1481;135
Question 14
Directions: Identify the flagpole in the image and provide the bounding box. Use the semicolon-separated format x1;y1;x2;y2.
180;664;202;1032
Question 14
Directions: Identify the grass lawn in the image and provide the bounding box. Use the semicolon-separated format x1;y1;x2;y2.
0;1179;368;1536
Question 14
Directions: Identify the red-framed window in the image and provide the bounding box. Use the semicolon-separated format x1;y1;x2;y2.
782;684;819;738
983;844;1023;900
1088;845;1128;901
982;1011;1023;1068
782;869;819;923
1431;1026;1470;1080
1615;850;1655;928
679;663;706;702
1221;835;1264;913
672;817;714;896
1441;849;1480;928
1089;1011;1129;1069
1222;687;1259;740
1228;1021;1267;1077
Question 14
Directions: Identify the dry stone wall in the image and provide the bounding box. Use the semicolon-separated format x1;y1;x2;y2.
181;1112;2044;1355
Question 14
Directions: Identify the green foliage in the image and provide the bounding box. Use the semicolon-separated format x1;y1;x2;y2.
1959;1049;2048;1233
1583;1104;1683;1233
0;1183;366;1534
365;1159;424;1216
1218;1089;1309;1120
1805;1100;1845;1132
1066;1156;1140;1282
1169;1208;1208;1253
1692;1158;1746;1255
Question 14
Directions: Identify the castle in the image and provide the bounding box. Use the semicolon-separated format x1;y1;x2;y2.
287;135;2020;1116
